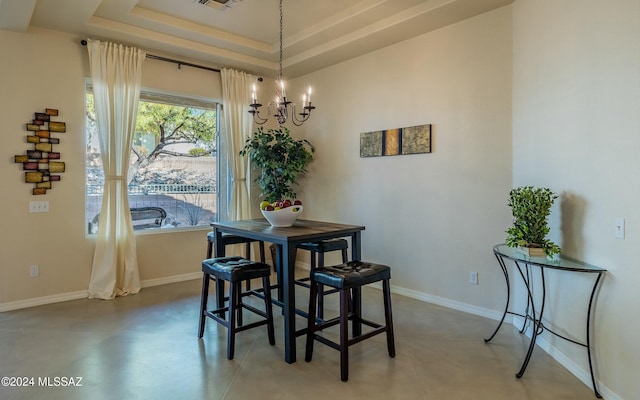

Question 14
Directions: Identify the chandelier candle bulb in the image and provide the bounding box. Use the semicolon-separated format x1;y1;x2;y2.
280;80;286;98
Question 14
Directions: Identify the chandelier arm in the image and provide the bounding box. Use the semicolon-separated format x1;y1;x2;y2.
251;113;269;125
250;104;271;125
288;103;306;124
290;106;312;126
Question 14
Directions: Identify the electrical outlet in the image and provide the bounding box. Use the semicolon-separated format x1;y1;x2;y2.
469;271;478;285
29;265;40;277
615;217;625;239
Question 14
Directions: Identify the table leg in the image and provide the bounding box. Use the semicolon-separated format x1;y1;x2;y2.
282;243;298;364
587;272;604;398
214;229;226;318
274;244;284;302
485;252;511;342
518;266;531;334
351;232;363;336
514;261;541;378
351;231;362;261
484;253;511;343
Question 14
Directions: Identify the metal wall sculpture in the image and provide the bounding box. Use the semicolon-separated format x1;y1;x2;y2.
14;108;66;195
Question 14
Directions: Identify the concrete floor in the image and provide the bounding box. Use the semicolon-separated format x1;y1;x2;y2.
0;277;596;400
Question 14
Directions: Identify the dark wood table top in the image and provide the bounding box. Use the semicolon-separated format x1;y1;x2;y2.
212;219;365;244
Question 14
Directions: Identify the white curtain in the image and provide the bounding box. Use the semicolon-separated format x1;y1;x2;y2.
221;69;255;221
87;40;146;300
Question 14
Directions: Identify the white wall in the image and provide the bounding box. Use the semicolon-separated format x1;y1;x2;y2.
0;27;222;308
292;7;513;313
513;1;640;399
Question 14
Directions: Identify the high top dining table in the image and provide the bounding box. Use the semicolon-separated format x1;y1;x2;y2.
211;219;365;364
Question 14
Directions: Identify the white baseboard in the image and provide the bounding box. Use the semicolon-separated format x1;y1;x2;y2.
140;272;201;288
0;272;201;313
510;316;619;400
389;284;508;322
0;290;89;312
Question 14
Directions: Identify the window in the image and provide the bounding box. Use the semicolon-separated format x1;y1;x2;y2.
85;86;220;233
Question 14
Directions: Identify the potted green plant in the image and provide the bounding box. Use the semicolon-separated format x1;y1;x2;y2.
505;186;561;257
240;126;314;204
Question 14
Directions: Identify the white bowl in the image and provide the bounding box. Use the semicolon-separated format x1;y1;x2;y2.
261;205;303;227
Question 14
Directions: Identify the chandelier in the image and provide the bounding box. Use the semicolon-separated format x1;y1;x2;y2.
249;0;315;126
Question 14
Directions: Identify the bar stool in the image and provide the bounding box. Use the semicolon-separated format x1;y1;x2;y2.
198;256;275;360
304;260;395;381
297;239;348;318
207;231;266;290
207;231;266;261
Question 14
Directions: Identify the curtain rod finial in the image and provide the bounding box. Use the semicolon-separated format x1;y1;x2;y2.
81;39;87;46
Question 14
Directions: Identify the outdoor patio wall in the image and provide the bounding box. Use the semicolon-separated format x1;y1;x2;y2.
0;28;221;308
290;8;513;313
511;1;639;399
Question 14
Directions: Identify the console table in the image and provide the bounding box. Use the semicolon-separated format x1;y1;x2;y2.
486;244;606;398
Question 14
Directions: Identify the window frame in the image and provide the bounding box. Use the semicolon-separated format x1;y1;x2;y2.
84;82;222;235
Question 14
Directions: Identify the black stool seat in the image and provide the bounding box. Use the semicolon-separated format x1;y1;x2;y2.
311;261;391;289
202;256;271;281
198;256;275;360
305;260;395;381
207;231;267;291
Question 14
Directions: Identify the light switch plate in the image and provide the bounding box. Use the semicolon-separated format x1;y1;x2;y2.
29;201;49;213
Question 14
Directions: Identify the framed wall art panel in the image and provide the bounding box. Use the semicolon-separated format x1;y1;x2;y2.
360;124;431;158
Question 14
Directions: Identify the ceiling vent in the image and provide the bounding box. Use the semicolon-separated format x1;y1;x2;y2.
194;0;242;11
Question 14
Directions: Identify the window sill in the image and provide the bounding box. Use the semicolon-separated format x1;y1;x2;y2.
86;225;211;238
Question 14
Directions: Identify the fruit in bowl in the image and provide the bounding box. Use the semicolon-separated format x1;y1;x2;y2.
260;199;303;227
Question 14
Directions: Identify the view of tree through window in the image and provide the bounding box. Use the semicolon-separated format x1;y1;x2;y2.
86;88;218;233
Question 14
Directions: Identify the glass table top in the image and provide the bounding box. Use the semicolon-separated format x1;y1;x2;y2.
493;244;606;272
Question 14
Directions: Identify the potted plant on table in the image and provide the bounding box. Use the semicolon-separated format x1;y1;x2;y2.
240;126;314;226
505;186;561;258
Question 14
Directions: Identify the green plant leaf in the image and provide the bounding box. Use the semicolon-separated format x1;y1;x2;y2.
505;186;561;256
240;127;314;203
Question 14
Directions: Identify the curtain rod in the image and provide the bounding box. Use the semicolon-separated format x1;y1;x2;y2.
80;39;221;73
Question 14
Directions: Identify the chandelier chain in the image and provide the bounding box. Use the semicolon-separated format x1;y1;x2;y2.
279;0;283;82
248;0;316;126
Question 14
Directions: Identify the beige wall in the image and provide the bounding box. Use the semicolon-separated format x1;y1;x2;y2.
291;7;513;312
1;28;91;305
290;1;637;398
0;27;222;308
512;1;639;399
